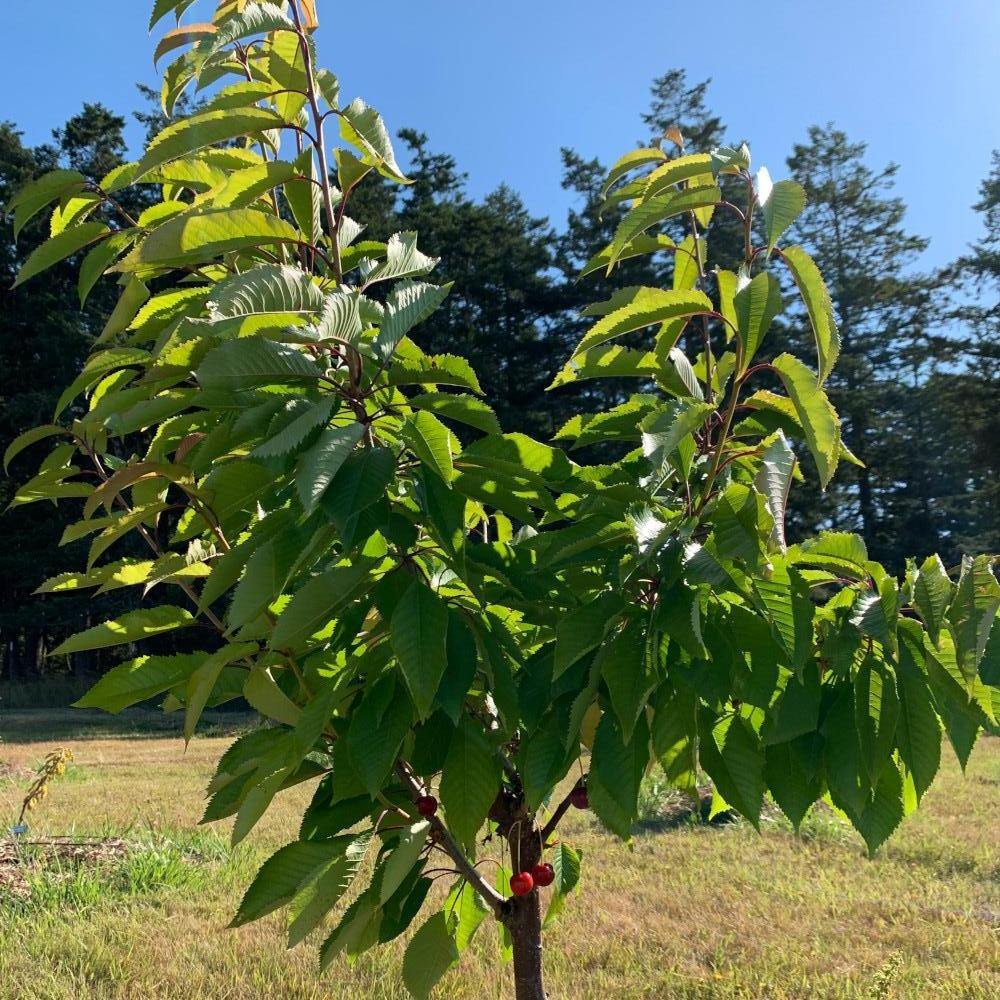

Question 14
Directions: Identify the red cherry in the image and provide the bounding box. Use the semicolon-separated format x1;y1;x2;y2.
416;795;438;817
531;863;555;887
570;786;589;810
510;872;534;897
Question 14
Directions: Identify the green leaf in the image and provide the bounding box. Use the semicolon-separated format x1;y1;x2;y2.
346;676;413;793
580;234;674;278
97;276;150;345
125;209;300;270
698;711;765;828
850;588;897;651
13;222;109;288
295;423;364;513
319;447;396;528
402;911;460;1000
401;411;455;483
153;23;218;65
895;637;942;801
588;711;649;838
822;685;868;816
365;232;437;287
318;891;381;969
339;99;408;183
650;682;698;793
197;336;320;391
520;715;571;811
267;24;309;121
439;715;501;851
640;400;714;478
643;153;715;198
761;665;821;745
409;393;500;435
855;657;900;787
149;0;198;30
304;289;363;345
227;540;289;629
764;738;821;830
270;561;376;651
757;168;806;252
208;263;324;319
548;345;663;387
374;281;450;363
78;232;136;306
52;606;195;656
386;350;483;394
232;837;357;927
459;433;571;486
601;147;667;197
3;425;69;471
781;246;841;384
135;108;287;180
573;287;712;358
251;397;336;459
734;271;783;365
754;431;796;552
544;842;583;928
243;666;301;728
448;881;489;952
73;652;204;714
286;147;323;244
608;184;720;268
851;761;906;856
391;580;450;719
599;621;656;742
183;644;258;742
553;593;625;679
7;168;87;239
912;554;953;643
378;822;430;905
772;353;841;489
49;191;102;237
287;835;371;948
947;555;1000;681
753;562;814;670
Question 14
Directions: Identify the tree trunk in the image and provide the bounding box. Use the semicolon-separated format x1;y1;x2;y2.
504;819;547;999
508;890;546;1000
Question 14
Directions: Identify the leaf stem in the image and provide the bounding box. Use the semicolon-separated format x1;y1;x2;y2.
288;1;342;282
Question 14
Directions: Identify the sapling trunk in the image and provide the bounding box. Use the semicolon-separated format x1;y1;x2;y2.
504;819;546;999
508;891;546;1000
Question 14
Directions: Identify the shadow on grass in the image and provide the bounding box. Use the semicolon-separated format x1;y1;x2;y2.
631;772;861;848
0;707;257;744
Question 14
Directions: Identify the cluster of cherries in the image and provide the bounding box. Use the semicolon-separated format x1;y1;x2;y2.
413;783;589;900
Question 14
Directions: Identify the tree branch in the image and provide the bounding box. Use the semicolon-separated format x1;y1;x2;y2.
394;761;505;915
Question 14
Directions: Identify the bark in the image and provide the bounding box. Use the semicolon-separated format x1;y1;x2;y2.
503;815;547;999
508;888;546;1000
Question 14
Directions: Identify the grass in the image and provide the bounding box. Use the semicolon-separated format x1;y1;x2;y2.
0;712;998;999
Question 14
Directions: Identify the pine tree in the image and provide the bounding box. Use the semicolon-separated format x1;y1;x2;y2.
940;151;1000;556
781;125;949;567
0;107;134;679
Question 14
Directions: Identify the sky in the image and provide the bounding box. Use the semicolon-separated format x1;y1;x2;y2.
3;0;1000;269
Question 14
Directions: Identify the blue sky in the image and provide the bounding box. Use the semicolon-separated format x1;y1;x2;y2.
4;1;999;268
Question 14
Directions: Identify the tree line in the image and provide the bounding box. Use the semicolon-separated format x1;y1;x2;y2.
2;71;997;682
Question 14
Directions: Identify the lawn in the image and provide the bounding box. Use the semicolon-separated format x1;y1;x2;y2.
0;709;997;999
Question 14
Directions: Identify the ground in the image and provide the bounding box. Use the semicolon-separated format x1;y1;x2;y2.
0;709;997;1000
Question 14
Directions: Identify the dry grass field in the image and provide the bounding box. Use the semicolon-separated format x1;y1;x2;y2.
0;709;997;1000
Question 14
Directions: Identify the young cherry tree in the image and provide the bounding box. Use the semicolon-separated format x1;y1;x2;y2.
5;4;999;999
